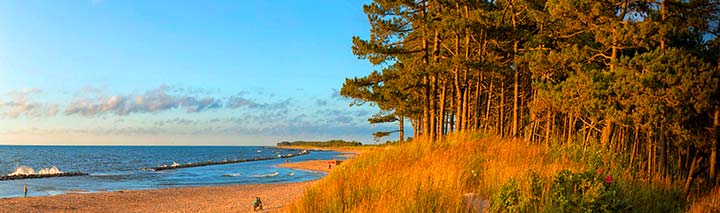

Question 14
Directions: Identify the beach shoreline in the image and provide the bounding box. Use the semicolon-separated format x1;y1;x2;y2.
0;157;340;212
0;181;313;212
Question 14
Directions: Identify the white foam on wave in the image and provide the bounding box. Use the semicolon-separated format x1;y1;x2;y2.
38;166;62;174
223;173;241;177
157;161;181;168
8;166;63;176
250;171;279;178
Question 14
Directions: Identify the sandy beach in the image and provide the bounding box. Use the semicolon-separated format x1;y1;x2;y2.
0;159;332;213
278;160;336;172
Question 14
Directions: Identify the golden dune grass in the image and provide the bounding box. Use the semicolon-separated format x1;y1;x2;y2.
688;186;720;212
291;133;583;212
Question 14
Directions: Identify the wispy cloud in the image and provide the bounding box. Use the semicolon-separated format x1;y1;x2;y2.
154;118;198;127
330;88;342;99
0;88;58;118
216;107;381;137
0;85;386;143
225;93;292;111
61;85;295;117
65;86;222;116
225;92;258;108
253;98;292;111
315;99;328;106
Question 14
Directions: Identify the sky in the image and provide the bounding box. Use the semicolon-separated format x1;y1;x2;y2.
0;0;393;145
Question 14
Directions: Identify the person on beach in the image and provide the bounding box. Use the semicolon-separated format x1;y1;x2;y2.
23;184;27;197
253;197;263;211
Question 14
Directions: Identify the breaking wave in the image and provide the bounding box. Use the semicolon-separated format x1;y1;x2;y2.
8;166;63;176
250;171;279;178
223;173;241;177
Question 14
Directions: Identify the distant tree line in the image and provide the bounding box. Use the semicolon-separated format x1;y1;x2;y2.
341;0;720;193
277;140;363;147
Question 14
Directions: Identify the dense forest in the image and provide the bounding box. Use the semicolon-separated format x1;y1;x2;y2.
341;0;720;195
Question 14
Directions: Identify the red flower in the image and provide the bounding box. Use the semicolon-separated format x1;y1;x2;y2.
605;175;613;184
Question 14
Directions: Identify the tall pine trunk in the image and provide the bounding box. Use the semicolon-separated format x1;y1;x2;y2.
429;75;437;139
463;83;470;132
601;121;614;148
421;5;430;139
474;75;482;130
430;30;441;140
711;108;719;183
399;116;405;143
499;81;505;137
454;68;463;132
423;75;430;138
512;41;519;138
526;90;537;143
544;112;551;146
485;79;493;132
463;6;471;132
684;152;703;196
630;126;639;166
438;81;447;141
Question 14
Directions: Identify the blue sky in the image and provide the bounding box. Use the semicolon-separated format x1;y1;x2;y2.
0;0;392;145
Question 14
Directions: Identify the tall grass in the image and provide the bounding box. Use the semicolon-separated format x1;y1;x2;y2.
291;132;690;212
292;133;581;212
688;186;720;212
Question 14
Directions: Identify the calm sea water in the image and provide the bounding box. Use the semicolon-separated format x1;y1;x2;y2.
0;146;343;198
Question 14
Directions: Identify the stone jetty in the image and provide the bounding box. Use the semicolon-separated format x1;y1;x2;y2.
143;150;310;171
0;172;89;181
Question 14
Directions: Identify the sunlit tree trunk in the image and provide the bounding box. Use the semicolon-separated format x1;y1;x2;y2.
399;116;405;143
711;108;719;183
463;6;471;132
630;126;639;166
499;81;505;137
544;112;551;146
430;30;441;139
454;31;464;132
660;0;667;50
463;84;470;132
485;79;493;132
474;76;481;130
512;42;519;138
684;152;703;195
527;90;537;143
601;122;614;148
438;80;447;140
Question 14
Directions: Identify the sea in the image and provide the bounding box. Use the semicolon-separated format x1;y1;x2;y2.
0;146;344;198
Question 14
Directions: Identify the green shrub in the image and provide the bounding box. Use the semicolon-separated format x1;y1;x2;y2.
490;179;528;213
490;170;629;212
547;170;627;212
